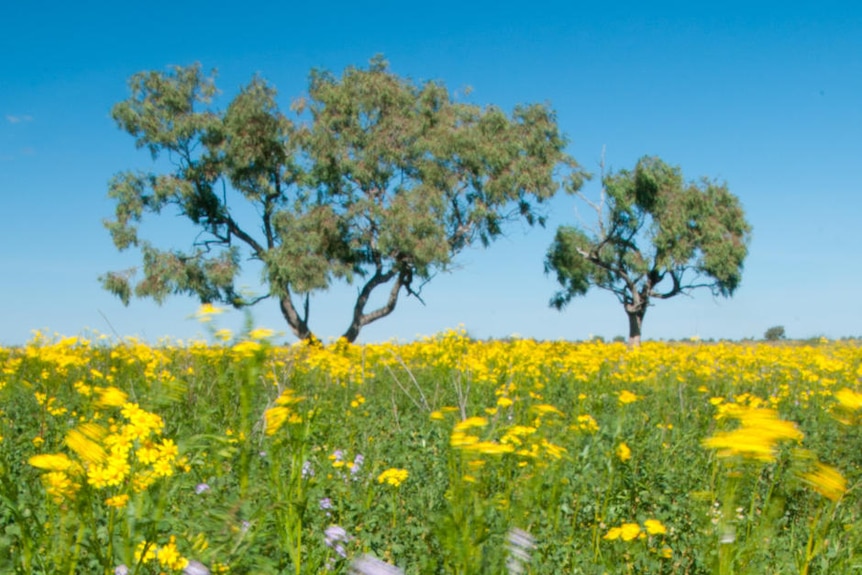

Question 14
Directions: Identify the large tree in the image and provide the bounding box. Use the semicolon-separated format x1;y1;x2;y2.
545;156;751;346
102;57;579;342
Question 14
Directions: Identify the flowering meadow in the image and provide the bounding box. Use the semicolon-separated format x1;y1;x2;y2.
1;318;860;574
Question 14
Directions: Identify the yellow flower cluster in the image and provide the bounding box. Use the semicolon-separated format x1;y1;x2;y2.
264;388;305;435
800;462;847;502
617;390;641;405
604;518;667;540
702;406;804;462
833;387;862;424
616;442;632;462
571;414;600;433
135;536;189;571
377;467;409;487
195;303;224;322
14;328;862;410
28;395;182;503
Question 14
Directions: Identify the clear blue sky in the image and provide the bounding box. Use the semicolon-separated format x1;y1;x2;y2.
2;1;861;344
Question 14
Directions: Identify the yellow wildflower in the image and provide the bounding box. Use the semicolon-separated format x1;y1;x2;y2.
214;328;233;342
248;327;274;340
87;454;130;489
196;303;224;322
604;522;642;541
541;439;567;460
157;536;189;571
377;467;409;487
450;431;480;448
702;407;803;462
496;397;513;408
264;406;291;436
800;462;847;502
151;457;175;478
465;441;515;456
105;494;130;508
232;340;261;357
29;453;76;472
835;388;862;411
603;527;622;540
121;403;164;440
572;414;599;433
95;386;128;408
136;442;160;465
616;442;632;462
135;541;157;564
644;519;667;535
65;427;107;465
620;522;642;541
43;471;79;503
453;417;488;432
532;404;564;417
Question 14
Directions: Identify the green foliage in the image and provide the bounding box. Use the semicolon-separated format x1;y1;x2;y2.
546;156;752;343
764;326;786;341
2;333;861;574
102;58;579;342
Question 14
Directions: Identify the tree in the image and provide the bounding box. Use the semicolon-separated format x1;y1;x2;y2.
764;325;786;341
102;57;579;342
545;156;751;346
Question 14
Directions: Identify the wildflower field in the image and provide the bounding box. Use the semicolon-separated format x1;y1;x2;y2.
1;322;860;574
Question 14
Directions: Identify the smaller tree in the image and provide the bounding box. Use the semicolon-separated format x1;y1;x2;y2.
764;326;786;341
545;156;752;346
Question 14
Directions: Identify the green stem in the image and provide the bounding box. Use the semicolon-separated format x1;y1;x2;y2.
66;517;87;575
800;506;822;575
106;505;116;571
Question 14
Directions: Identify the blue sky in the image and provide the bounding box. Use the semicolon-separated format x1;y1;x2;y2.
2;1;861;344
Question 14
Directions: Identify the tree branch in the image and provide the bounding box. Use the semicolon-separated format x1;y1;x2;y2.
341;266;400;342
279;293;313;341
224;214;266;258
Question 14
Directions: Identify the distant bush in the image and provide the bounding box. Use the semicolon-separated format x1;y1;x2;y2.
764;325;786;341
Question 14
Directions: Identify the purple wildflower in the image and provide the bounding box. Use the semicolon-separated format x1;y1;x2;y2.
350;454;364;475
183;561;211;575
302;460;314;478
195;483;210;494
320;497;333;510
325;525;348;543
324;524;350;558
505;528;535;575
349;555;404;575
114;566;129;575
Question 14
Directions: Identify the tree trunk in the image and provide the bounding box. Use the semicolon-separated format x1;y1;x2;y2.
342;322;362;345
341;272;402;344
626;307;645;347
279;294;316;342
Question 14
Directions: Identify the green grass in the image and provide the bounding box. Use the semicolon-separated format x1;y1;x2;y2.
0;334;860;574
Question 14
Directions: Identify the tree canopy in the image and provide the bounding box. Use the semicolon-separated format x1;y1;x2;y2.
545;156;751;345
102;57;580;342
